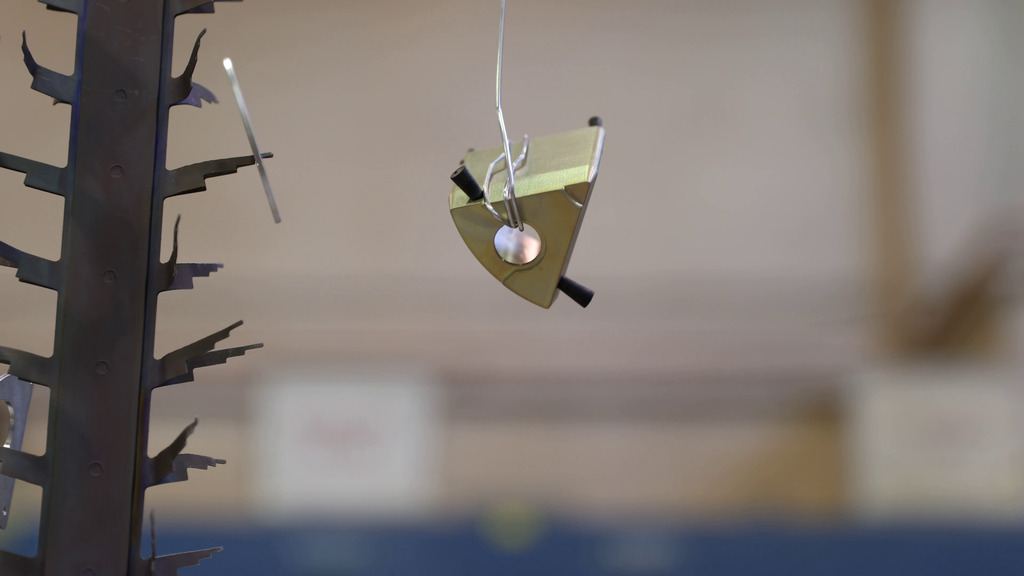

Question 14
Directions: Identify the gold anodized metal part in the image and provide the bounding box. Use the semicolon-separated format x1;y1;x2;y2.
450;125;605;308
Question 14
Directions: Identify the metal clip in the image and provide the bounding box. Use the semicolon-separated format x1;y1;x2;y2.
481;135;529;228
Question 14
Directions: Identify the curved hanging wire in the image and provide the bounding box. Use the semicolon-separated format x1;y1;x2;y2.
481;136;529;226
494;0;526;230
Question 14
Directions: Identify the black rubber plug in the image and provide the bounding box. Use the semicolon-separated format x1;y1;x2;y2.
451;165;484;202
558;276;595;308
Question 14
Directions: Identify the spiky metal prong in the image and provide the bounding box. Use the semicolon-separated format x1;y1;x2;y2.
156;216;225;292
0;151;64;195
156;321;263;389
0;0;271;573
21;32;75;104
0;239;61;289
157;454;227;486
145;508;223;575
151;547;223;576
164;153;271;198
39;0;84;15
151;419;201;485
0;346;53;388
148;419;225;487
178;83;219;109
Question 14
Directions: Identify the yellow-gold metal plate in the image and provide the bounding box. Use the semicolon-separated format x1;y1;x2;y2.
450;126;605;308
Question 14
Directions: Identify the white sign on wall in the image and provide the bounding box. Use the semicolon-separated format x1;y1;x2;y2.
847;366;1024;521
251;368;442;520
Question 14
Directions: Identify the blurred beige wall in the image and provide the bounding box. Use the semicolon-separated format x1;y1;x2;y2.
0;0;1021;523
0;0;870;373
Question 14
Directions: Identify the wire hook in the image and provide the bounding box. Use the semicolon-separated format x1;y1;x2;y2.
493;0;526;231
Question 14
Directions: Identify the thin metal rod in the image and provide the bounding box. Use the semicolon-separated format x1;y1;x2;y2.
224;58;281;224
496;0;523;230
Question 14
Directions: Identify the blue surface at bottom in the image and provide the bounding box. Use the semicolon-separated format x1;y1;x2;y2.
9;522;1024;575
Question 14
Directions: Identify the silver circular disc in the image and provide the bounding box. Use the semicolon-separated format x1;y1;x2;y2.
494;224;542;265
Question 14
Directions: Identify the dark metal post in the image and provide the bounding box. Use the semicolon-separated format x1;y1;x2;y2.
0;1;265;574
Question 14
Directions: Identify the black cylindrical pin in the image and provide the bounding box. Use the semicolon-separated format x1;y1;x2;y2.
557;276;595;308
451;165;484;202
588;116;603;127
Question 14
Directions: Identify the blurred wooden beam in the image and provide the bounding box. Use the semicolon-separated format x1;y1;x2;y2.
866;0;1002;359
913;231;1006;357
867;0;916;358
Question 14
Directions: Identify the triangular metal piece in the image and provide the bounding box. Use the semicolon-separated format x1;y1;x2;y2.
450;126;604;308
